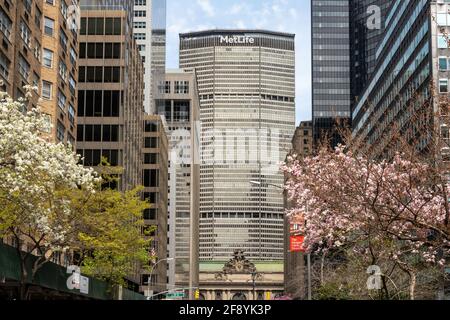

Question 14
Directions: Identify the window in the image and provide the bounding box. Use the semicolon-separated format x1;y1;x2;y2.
34;39;41;61
440;79;449;93
20;20;31;47
78;90;85;116
60;0;68;19
95;43;103;59
102;125;119;142
113;18;121;35
438;35;449;49
134;21;146;29
70;47;77;65
60;29;68;51
44;17;55;36
158;81;171;94
137;44;145;51
67;134;75;148
59;60;67;80
18;55;30;79
23;0;32;13
134;33;146;40
79;42;86;59
134;11;146;17
46;0;55;4
144;137;158;148
43;49;53;67
35;7;42;29
57;121;65;142
42;81;52;99
69;76;76;94
0;52;10;79
32;72;39;89
144;121;158;132
144;153;158;164
175;81;189;94
68;104;75;125
440;57;448;71
57;90;66;111
135;0;146;5
80;17;86;35
0;8;12;40
143;169;158;187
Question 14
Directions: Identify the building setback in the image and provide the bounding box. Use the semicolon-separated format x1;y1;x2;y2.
154;68;200;297
77;0;145;288
179;30;295;265
133;0;166;114
141;114;168;296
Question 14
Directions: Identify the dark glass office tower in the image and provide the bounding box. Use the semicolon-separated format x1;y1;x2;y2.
349;0;392;103
311;0;391;147
311;0;351;147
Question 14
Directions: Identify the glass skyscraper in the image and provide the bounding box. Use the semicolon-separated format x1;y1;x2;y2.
311;0;352;146
311;0;391;147
179;30;295;262
352;0;433;156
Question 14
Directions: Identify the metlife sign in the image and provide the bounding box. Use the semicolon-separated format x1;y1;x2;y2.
220;35;255;44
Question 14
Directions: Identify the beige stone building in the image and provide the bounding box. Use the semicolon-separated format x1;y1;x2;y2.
292;121;313;157
154;68;200;298
198;250;283;300
141;114;168;296
77;2;145;288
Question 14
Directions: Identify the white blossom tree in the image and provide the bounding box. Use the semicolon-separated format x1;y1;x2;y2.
0;88;100;299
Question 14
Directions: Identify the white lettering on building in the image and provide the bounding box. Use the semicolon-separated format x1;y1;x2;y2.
220;35;255;44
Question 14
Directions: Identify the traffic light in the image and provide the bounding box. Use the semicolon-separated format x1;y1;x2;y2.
194;289;200;300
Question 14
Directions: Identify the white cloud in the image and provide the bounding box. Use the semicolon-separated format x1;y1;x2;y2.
197;0;215;17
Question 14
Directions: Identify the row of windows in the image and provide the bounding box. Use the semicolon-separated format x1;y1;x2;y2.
79;17;122;36
79;42;121;59
77;124;119;142
78;66;121;83
78;90;121;117
77;149;119;167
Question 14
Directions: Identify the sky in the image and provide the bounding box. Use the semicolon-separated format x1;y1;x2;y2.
166;0;311;125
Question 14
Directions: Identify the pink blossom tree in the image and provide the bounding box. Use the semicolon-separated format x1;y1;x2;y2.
282;145;450;299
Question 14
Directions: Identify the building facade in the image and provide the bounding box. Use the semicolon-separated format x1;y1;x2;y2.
311;0;391;148
352;0;435;156
133;0;166;114
141;114;168;296
77;1;145;287
154;68;200;295
179;30;295;264
0;0;79;145
311;0;351;147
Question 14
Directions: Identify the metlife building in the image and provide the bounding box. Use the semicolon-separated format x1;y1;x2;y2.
179;30;295;262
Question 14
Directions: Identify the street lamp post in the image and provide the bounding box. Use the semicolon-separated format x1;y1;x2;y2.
147;257;174;300
250;180;312;300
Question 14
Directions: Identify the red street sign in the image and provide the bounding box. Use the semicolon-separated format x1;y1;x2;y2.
290;235;305;252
